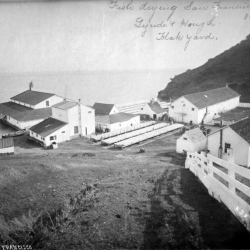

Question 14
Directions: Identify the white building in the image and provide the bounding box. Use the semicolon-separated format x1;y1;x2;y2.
52;101;95;137
95;112;140;132
176;128;207;154
93;103;119;116
10;90;64;109
169;86;240;124
207;117;250;168
28;117;70;147
140;102;167;120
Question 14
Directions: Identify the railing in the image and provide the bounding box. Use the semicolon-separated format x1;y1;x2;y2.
185;152;250;231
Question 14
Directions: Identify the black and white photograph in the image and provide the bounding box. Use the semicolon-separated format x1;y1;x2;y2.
0;0;250;249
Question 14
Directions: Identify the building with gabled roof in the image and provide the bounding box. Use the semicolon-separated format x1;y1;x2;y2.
169;86;240;124
0;102;52;129
140;101;167;120
10;90;64;109
95;112;140;132
29;117;70;147
207;117;250;167
176;128;207;154
92;103;119;116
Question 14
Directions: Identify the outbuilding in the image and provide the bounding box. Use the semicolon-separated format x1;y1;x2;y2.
207;117;250;168
176;128;207;154
169;86;240;124
140;102;167;120
28;117;70;147
95;112;140;132
92;103;119;116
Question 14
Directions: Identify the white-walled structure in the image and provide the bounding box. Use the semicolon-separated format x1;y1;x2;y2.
169;87;240;124
10;90;64;109
140;102;167;120
207;118;250;168
176;128;207;154
95;113;140;132
52;101;95;137
93;103;119;116
0;138;14;155
29;117;70;146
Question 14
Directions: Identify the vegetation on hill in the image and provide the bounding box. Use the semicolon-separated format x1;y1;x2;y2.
158;34;250;103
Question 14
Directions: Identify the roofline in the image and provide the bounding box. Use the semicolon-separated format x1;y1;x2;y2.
10;90;56;100
183;86;241;98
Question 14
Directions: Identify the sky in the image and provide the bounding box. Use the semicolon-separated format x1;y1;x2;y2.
0;0;249;74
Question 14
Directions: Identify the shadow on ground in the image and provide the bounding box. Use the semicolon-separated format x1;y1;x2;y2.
142;152;250;249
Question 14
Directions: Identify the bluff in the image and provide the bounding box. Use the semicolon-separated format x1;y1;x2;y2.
158;34;250;103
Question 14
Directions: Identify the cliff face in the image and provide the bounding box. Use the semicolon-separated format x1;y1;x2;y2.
158;35;250;103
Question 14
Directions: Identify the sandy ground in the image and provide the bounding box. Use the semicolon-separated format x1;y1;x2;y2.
0;131;250;249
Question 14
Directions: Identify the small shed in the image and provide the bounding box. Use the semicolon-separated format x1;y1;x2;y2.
176;128;207;154
0;137;14;155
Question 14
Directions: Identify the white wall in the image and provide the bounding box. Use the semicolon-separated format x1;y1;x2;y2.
6;116;47;130
207;127;250;167
0;146;14;154
140;104;166;119
169;97;198;124
170;96;240;124
34;95;64;109
110;106;120;115
29;124;70;146
96;115;140;132
176;135;206;153
52;104;95;137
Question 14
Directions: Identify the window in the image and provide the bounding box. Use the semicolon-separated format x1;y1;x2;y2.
183;104;186;106
74;126;79;134
171;106;174;109
46;101;49;107
224;143;231;153
88;111;92;114
62;131;65;133
50;135;57;141
192;108;195;111
36;134;38;137
183;138;187;140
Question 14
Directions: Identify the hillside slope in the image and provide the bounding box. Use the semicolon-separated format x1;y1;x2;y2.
158;35;250;102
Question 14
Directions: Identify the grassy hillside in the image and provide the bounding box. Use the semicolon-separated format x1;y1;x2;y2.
158;34;250;103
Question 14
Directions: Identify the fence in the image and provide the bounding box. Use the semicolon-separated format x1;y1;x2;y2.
114;123;183;148
101;123;169;145
90;121;156;142
185;152;250;231
239;103;250;108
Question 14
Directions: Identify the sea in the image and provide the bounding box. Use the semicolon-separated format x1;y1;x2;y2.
0;68;185;135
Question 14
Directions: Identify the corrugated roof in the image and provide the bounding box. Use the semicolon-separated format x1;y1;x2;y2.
96;112;138;124
148;102;167;114
29;117;68;137
53;101;78;110
0;102;52;122
183;86;240;109
229;117;250;144
93;103;116;115
11;90;55;106
182;128;206;143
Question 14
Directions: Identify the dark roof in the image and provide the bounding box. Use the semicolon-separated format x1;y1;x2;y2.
93;103;116;115
53;101;78;110
11;90;55;106
214;107;250;123
148;102;167;114
29;117;67;137
229;117;250;144
96;112;138;124
183;87;240;109
0;102;51;122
